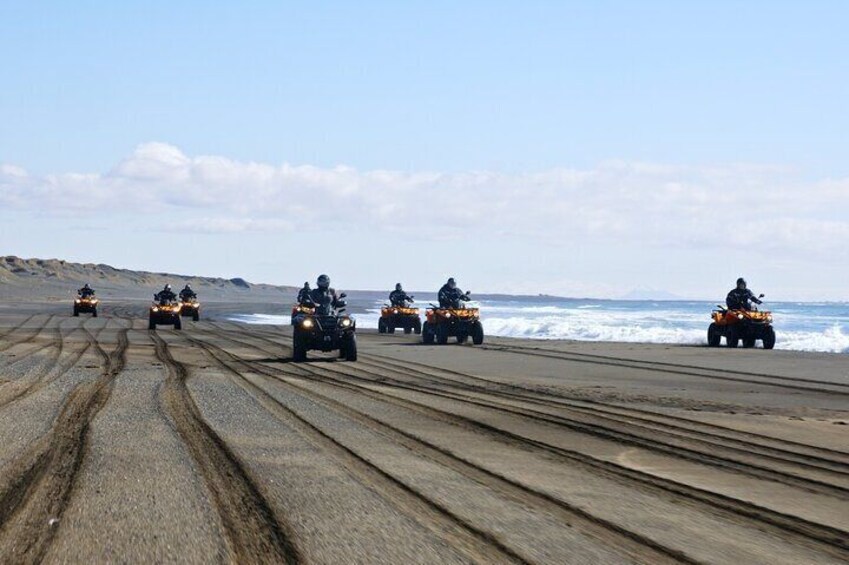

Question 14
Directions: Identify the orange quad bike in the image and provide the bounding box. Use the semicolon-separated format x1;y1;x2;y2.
378;304;422;334
73;296;99;317
422;302;484;345
149;299;182;330
180;298;201;321
708;296;775;349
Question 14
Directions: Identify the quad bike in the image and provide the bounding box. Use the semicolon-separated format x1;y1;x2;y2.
149;299;182;330
292;293;357;362
707;295;775;349
290;304;315;325
378;300;422;335
422;293;484;345
180;298;201;321
73;296;99;317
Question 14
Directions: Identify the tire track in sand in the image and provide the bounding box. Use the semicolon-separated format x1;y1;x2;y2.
0;323;94;409
0;324;128;564
149;332;300;564
190;332;696;565
308;360;849;561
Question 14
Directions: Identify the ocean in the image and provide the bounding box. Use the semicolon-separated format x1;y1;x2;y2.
230;295;849;353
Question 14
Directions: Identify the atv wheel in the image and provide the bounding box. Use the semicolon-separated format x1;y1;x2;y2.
436;324;449;345
422;322;434;344
762;327;776;350
378;318;387;334
726;327;739;348
344;334;358;361
471;321;484;345
413;319;422;335
174;318;182;331
92;309;98;318
707;323;721;347
293;337;307;362
193;313;199;322
388;325;396;334
456;333;468;344
148;319;156;330
73;308;79;317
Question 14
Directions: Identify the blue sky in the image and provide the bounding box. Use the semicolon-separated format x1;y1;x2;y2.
2;1;848;299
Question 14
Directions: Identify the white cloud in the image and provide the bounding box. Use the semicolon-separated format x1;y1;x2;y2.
2;142;848;257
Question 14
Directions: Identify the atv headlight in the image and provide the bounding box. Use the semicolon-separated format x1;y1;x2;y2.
340;318;352;327
444;312;451;318
393;309;399;314
737;313;744;319
301;318;314;329
152;307;159;312
75;299;80;303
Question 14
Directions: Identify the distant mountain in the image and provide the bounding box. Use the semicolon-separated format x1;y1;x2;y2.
0;256;296;300
619;287;685;301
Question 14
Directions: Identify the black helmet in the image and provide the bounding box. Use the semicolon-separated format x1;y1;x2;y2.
395;283;402;291
303;282;310;288
83;283;91;289
317;274;330;289
447;277;456;289
185;284;192;290
737;277;746;289
164;284;172;291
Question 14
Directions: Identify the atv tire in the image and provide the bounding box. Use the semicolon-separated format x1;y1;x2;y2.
193;312;199;322
174;318;182;331
456;333;468;344
471;321;484;345
344;334;358;362
726;327;739;348
762;327;776;350
388;325;396;334
707;323;721;347
422;322;435;344
413;319;422;335
92;309;98;318
378;319;387;334
436;324;449;345
293;337;307;362
73;308;79;317
148;319;156;330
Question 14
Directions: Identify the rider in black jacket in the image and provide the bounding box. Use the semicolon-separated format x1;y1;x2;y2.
307;274;344;315
78;284;95;298
297;282;311;305
726;278;762;310
155;284;177;303
179;284;197;301
389;283;413;307
438;278;470;308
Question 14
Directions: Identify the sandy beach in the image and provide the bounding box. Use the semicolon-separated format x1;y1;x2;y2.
0;296;846;564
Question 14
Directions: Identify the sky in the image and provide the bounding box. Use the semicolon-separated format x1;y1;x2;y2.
1;1;848;300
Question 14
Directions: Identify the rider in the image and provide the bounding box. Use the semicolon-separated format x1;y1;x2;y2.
297;282;311;305
307;274;345;315
389;283;413;307
78;283;95;298
438;277;469;308
726;277;763;311
179;284;197;302
155;284;177;303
